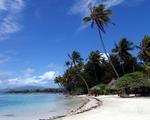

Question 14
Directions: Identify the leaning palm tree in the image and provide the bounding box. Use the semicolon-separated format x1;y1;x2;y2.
83;4;119;79
112;38;135;74
68;51;90;94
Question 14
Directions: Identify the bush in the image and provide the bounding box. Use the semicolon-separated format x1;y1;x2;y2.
74;87;84;95
99;84;110;95
89;84;111;96
116;72;150;96
144;62;150;78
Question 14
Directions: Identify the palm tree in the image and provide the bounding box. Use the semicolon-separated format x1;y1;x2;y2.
112;38;135;74
65;61;71;68
54;76;66;88
83;4;119;79
138;35;150;63
88;50;101;82
68;51;90;94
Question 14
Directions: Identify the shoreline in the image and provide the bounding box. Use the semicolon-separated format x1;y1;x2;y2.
40;95;102;120
45;95;150;120
1;94;150;120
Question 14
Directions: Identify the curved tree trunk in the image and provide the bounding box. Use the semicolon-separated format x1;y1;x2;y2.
77;73;90;94
73;62;90;94
97;28;119;79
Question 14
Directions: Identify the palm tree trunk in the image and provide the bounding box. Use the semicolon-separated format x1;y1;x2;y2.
77;73;90;94
73;62;90;94
97;28;119;79
93;64;98;82
132;64;135;72
121;63;125;75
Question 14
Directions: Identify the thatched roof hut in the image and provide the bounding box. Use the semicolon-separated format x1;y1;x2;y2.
107;79;117;90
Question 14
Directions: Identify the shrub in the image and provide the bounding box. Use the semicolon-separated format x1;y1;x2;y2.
74;87;84;95
144;62;150;78
99;84;110;95
116;72;150;96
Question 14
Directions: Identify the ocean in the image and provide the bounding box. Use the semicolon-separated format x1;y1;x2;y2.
0;93;84;120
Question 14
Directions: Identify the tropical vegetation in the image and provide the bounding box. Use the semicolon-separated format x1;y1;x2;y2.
83;4;119;79
116;72;150;96
54;4;150;97
7;88;64;94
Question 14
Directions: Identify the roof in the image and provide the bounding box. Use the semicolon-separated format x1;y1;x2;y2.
107;79;117;90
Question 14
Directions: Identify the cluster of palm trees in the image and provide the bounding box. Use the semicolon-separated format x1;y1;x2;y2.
112;38;136;74
54;4;150;95
55;34;149;94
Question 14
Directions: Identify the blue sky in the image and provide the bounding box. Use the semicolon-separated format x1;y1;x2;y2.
0;0;149;89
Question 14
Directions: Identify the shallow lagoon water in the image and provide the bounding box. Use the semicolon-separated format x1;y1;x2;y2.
0;93;84;120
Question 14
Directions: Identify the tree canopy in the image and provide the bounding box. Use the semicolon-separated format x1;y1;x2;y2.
54;4;150;96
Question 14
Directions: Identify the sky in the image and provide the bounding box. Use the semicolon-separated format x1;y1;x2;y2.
0;0;149;89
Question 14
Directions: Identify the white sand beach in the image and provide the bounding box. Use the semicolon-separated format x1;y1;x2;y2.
57;95;150;120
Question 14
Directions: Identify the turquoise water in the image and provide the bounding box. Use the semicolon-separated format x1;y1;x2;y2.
0;93;84;120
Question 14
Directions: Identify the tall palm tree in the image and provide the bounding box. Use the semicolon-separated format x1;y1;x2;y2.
83;4;119;79
68;51;90;94
112;38;135;74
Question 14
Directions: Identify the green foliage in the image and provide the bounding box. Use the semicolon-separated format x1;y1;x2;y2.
138;35;150;62
112;38;136;74
83;4;113;33
55;47;146;95
144;62;150;78
7;88;64;94
90;84;110;95
74;87;84;95
99;84;110;95
55;8;150;96
83;3;120;79
84;50;106;86
116;72;150;94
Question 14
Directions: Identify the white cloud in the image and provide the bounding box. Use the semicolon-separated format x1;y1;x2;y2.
101;53;109;61
70;0;124;16
70;0;146;16
70;0;124;32
0;68;58;89
39;71;56;80
103;0;124;8
0;0;25;40
70;0;146;31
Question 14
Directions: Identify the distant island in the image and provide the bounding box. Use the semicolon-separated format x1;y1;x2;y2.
6;88;64;94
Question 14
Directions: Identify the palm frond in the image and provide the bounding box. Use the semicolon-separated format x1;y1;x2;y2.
83;16;92;23
91;20;95;28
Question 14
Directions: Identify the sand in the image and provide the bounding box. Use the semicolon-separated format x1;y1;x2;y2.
57;95;150;120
